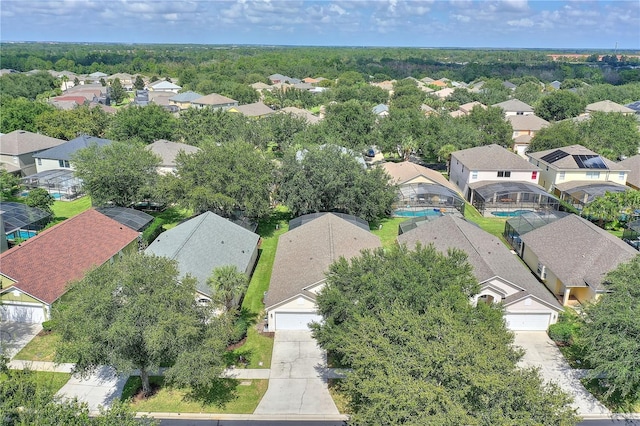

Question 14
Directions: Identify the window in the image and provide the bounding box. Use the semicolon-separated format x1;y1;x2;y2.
517;111;524;115
471;171;478;179
586;171;600;179
37;158;42;165
537;262;547;280
58;160;70;168
531;171;537;180
559;171;565;181
619;172;625;180
497;171;511;178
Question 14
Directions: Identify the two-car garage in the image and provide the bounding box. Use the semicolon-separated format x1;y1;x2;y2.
0;302;46;324
504;313;553;331
272;312;322;331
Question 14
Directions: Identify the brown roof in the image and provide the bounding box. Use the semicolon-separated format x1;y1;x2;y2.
506;114;550;131
398;215;561;309
617;155;640;189
586;100;634;114
0;130;65;155
519;214;638;290
380;161;462;195
231;101;274;117
0;209;139;304
265;213;381;309
192;93;238;106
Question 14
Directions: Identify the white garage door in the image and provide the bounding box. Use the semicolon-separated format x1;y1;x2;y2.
505;313;551;331
0;303;45;324
274;312;322;330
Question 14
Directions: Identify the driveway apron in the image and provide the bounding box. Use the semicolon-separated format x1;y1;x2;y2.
56;366;129;413
254;330;339;415
514;331;610;417
0;321;42;359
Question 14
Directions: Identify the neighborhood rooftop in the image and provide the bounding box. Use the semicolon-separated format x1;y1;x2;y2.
452;144;538;171
528;145;625;171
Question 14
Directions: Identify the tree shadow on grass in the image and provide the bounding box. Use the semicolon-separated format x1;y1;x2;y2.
183;378;239;407
257;209;292;238
224;307;259;367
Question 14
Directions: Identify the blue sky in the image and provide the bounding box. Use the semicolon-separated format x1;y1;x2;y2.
1;0;639;49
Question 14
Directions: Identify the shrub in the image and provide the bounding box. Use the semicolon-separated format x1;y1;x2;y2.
230;315;250;345
548;321;575;345
41;320;57;332
142;218;165;244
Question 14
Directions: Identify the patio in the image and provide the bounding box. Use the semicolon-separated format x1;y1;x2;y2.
21;169;83;201
468;181;560;217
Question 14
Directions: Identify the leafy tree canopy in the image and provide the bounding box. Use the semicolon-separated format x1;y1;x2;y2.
72;140;160;207
107;104;177;144
25;187;55;214
35;105;111;140
535;90;586;122
0;97;55;134
0;168;22;200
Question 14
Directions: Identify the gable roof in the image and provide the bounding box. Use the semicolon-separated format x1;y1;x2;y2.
398;215;561;309
452;144;538;171
0;130;65;156
149;80;181;90
586;100;634;114
33;135;112;161
493;99;534;113
506;114;550;131
0;209;139;304
372;104;389;115
145;211;259;296
169;91;203;102
279;107;321;124
265;213;381;309
459;101;486;114
191;93;238;106
520;214;638;290
527;144;623;171
251;82;272;90
380;161;461;194
617;154;640;188
230;101;274;117
146;139;200;167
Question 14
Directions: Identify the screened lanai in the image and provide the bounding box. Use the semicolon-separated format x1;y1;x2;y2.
0;202;51;241
623;219;640;251
554;181;628;209
504;210;570;253
468;181;559;216
395;183;466;216
21;169;83;200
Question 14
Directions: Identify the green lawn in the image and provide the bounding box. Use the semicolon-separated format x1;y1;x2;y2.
0;370;71;394
13;332;60;362
122;376;268;414
370;217;406;248
463;204;508;239
582;379;640;413
49;196;92;226
150;206;193;230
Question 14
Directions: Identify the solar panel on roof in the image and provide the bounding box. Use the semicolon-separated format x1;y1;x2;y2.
540;149;570;163
573;155;608;169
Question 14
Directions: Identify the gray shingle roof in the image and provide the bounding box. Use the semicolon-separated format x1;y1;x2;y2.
0;130;65;155
586;100;635;114
169;91;203;102
506;114;550;131
520;214;638;290
33;135;112;161
232;102;274;117
146;140;200;167
493;99;534;113
265;213;381;309
145;211;259;296
527;144;624;171
617;155;640;188
191;93;238;106
451;144;538;171
398;215;561;309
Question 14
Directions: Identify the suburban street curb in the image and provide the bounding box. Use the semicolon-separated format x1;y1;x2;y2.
580;413;640;420
135;413;349;421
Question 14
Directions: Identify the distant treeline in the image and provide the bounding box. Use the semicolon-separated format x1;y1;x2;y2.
1;43;639;85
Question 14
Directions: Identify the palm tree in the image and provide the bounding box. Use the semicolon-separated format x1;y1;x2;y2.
61;74;69;92
206;265;249;312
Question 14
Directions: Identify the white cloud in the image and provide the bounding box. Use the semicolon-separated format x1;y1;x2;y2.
507;17;534;27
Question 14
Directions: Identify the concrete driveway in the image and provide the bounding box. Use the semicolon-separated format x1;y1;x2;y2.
56;366;129;414
514;331;610;417
254;330;340;416
0;321;42;359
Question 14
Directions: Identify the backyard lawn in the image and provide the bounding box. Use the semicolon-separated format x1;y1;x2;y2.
371;216;406;248
463;204;508;239
122;376;268;414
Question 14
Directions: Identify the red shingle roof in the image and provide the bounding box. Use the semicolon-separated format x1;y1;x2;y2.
0;209;139;304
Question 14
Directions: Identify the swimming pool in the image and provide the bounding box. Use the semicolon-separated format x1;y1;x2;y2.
8;230;37;240
394;209;443;218
491;210;533;217
51;193;63;199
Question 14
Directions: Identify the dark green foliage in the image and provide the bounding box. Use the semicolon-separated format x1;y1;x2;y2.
0;97;55;133
134;75;145;90
528;120;580;153
278;145;396;222
141;217;165;245
579;112;640;159
548;311;582;345
35;105;111;140
72;140;160;207
165;139;274;219
25;188;55;214
0;168;21;200
0;71;58;100
174;108;247;145
312;245;579;425
581;256;640;401
321;100;377;150
535;90;586;121
109;77;127;105
108;104;177;143
465;105;512;147
41;319;57;332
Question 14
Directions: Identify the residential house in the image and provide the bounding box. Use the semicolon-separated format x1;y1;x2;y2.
502;81;517;90
493;99;535;116
268;74;299;85
108;73;134;90
168;91;203;110
506;114;550;156
191;93;239;110
145;211;259;303
264;213;381;331
228;101;275;118
617;154;640;190
420;104;438;116
0;130;66;176
33;134;112;173
380;161;465;214
398;215;562;330
433;87;455;99
146;139;200;175
88;71;108;80
0;209;139;323
148;91;176;111
624;100;640;117
450;145;557;215
370;80;395;93
519;214;638;306
585;100;635;115
526;145;628;207
148;80;182;93
549;80;562;90
503;210;571;253
250;82;272;93
372;104;389;117
279;107;322;124
450;101;486;117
